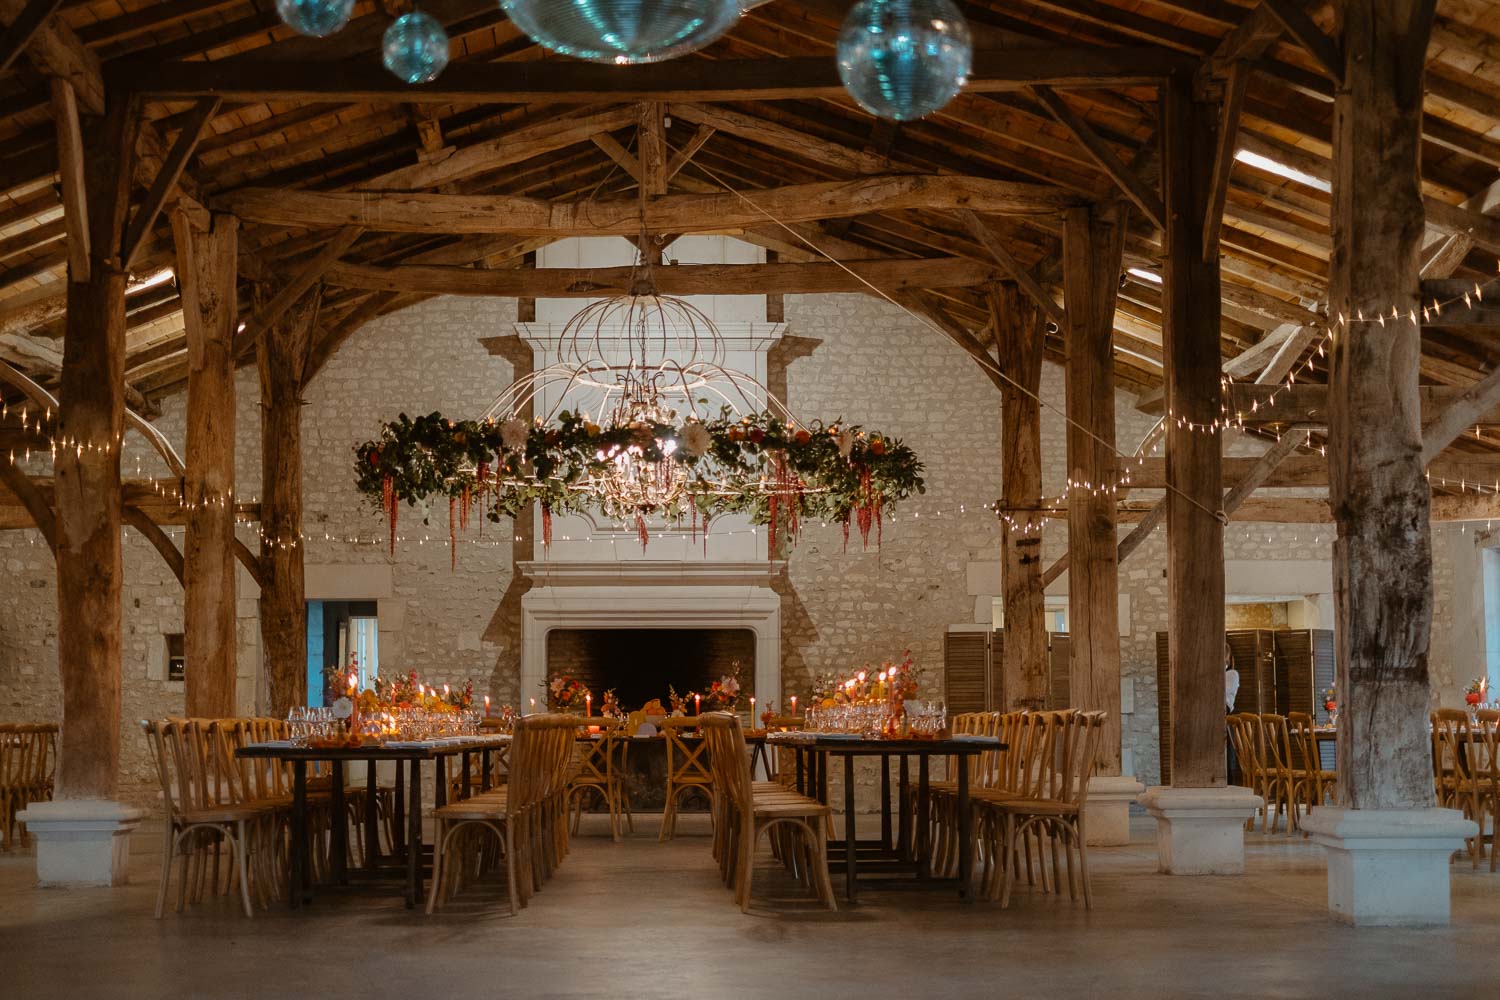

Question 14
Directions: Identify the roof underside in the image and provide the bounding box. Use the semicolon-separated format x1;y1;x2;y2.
0;0;1497;470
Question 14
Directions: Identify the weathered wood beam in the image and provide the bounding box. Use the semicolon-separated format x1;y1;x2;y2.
234;226;363;358
0;0;63;74
0;0;102;114
258;289;317;714
638;102;667;198
1194;384;1500;427
115;48;1193;105
218;175;1079;236
1062;202;1128;775
0;460;55;550
665;123;714;181
1126;452;1500;490
1203;60;1251;264
993;282;1048;712
121;504;183;586
1419;278;1500;326
591;131;642;183
122;98;219;272
1327;0;1437;813
53;95;135;800
1032;85;1165;230
1262;0;1344;83
667;103;903;177
1420;366;1500;464
174;209;238;718
0;477;258;528
958;210;1066;328
323;256;1001;297
50;78;88;282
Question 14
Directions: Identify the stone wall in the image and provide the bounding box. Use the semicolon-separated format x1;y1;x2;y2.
0;290;1477;801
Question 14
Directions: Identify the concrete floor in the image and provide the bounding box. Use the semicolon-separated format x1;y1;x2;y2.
1;814;1494;1000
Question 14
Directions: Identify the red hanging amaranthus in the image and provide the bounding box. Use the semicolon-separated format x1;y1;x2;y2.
855;465;875;547
448;495;457;572
636;513;649;552
383;473;397;555
541;502;553;549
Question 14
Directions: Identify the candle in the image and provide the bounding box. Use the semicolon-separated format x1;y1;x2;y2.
790;695;798;715
443;683;450;699
484;695;491;717
586;693;592;716
694;693;701;715
750;696;756;723
529;697;536;714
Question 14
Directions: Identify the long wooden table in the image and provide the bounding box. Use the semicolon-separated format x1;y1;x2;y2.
770;733;1003;904
237;736;509;909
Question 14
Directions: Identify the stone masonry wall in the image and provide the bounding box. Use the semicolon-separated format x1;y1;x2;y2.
0;290;1471;803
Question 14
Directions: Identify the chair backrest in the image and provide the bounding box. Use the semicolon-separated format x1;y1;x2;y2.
699;712;752;818
571;718;624;784
1052;711;1107;807
1286;711;1320;772
661;716;712;785
1007;711;1064;798
1257;713;1295;776
1475;709;1500;783
1434;708;1479;783
1225;713;1258;787
509;714;583;817
142;719;213;819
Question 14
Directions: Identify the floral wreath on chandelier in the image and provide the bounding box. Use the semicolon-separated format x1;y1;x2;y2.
353;234;924;561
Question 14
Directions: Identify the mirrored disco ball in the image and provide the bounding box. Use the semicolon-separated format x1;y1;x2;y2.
275;0;356;38
837;0;972;121
500;0;742;64
383;11;451;83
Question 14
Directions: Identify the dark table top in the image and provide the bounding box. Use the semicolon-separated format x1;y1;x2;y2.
236;736;510;762
768;733;1005;755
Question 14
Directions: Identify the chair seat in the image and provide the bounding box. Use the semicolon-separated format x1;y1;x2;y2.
753;798;830;819
985;796;1079;817
176;803;272;825
436;792;509;819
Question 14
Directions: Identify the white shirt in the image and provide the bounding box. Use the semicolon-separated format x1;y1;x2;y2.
1225;667;1241;712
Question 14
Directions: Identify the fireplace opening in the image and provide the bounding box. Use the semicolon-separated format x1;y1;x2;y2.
545;628;756;710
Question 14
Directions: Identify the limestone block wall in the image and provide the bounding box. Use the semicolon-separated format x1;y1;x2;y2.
0;289;1476;801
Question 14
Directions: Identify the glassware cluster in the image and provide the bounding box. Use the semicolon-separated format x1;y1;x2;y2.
804;700;947;738
286;706;484;745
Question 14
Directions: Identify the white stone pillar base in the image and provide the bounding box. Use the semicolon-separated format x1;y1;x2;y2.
1138;785;1262;875
17;799;144;887
1301;807;1477;927
1085;774;1145;846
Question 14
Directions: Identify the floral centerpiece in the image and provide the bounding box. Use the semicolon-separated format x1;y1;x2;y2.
549;674;591;712
706;660;743;710
1465;677;1488;706
600;688;625;720
1321;684;1336;714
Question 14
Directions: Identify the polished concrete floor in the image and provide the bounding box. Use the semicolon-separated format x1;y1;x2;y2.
1;812;1495;999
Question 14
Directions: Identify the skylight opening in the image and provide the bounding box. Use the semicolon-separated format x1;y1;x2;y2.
1234;149;1331;193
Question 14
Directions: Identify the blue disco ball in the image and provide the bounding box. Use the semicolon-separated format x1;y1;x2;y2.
383;12;451;83
837;0;971;121
275;0;355;38
500;0;742;64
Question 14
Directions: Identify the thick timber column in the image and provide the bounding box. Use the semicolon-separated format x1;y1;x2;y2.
991;282;1047;711
175;211;239;718
258;290;318;714
1140;74;1260;874
20;95;145;886
1301;0;1475;926
1060;203;1139;844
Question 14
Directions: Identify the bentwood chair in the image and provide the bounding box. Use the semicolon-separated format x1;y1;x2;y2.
700;712;836;913
0;724;55;850
660;716;713;842
568;719;633;840
981;711;1107;908
1473;709;1500;871
1434;708;1489;867
1256;713;1316;834
1287;711;1336;811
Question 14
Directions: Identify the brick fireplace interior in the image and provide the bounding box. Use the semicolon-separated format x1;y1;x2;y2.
545;628;756;709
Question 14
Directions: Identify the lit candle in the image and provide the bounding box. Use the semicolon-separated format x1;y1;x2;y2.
694;693;702;715
443;683;450;699
750;696;756;722
586;693;592;717
484;695;491;717
529;697;536;714
790;695;797;715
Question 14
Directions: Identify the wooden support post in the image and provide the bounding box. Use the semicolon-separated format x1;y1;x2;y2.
1327;1;1437;812
53;95;135;799
175;210;238;718
1061;203;1126;773
992;282;1047;711
257;288;317;715
638;102;667;197
51;77;89;283
1162;75;1227;789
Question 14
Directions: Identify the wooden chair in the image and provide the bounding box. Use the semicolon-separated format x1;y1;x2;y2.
660;716;713;842
142;719;279;918
0;724;56;849
981;711;1107;908
427;714;576;914
1226;713;1267;831
568;719;633;841
1287;711;1336;811
1433;708;1489;867
1256;713;1314;834
1473;709;1500;872
974;710;1068;899
700;712;836;913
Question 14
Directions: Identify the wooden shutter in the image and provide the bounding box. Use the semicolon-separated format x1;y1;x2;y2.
1155;630;1171;785
1272;628;1335;721
1047;633;1071;711
1227;629;1276;714
943;631;988;713
990;628;1006;710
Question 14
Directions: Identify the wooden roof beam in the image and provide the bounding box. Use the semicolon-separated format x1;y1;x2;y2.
1030;86;1165;229
0;0;102;113
957;210;1065;328
1261;0;1343;83
112;47;1193;105
0;0;63;74
217;175;1081;236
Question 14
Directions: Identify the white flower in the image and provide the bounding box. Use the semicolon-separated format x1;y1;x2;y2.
837;429;855;459
679;421;711;458
500;418;529;452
